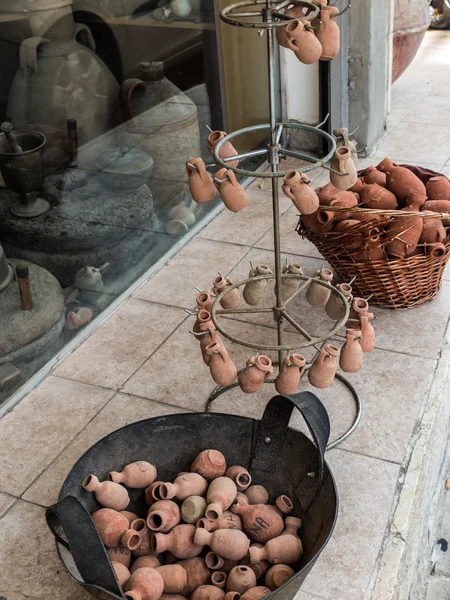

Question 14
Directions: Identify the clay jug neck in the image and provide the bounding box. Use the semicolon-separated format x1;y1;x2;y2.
45;13;76;42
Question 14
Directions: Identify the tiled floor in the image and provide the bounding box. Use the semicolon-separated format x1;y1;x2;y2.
2;29;450;600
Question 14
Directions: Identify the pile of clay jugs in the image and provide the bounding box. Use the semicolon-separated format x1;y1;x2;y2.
82;449;303;600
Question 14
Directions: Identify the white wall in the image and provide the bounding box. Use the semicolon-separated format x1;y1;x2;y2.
280;47;320;124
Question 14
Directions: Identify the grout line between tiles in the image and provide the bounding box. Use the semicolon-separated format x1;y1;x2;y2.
328;445;403;467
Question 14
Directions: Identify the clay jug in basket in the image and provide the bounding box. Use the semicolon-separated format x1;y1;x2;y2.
420;213;446;244
315;5;340;60
285;19;323;64
308;345;339;388
426;175;450;200
385;207;423;258
377;158;426;202
333;219;365;249
359;183;398;210
238;355;273;394
187;158;216;204
339;329;363;373
329;147;358;190
275;354;307;395
363;167;387;188
243;264;272;306
282;171;319;214
317;191;358;224
301;211;334;233
422;200;450;215
316;182;341;204
306;267;333;306
352;227;385;262
214;169;249;213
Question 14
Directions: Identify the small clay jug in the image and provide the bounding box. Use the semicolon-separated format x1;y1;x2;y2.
205;553;238;573
226;566;257;594
109;461;157;489
196;291;215;314
273;496;293;516
325;283;352;320
249;557;271;580
231;503;284;543
181;496;207;524
317;191;358;224
359;183;398;210
156;565;188;594
282;516;302;538
147;500;181;532
339;329;363;373
199;322;222;366
197;510;243;532
178;557;210;595
285;19;323;64
301;210;334;234
350;297;369;323
214;168;249;213
207;131;239;168
426;175;450;200
422;200;450;215
109;545;132;567
213;276;241;310
350;178;364;194
194;528;251;561
363;167;387;188
145;481;165;505
187;158;216;203
205;342;238;387
191;586;225;600
191;449;227;480
236;492;250;506
265;564;295;590
281;262;302;301
352;227;385;262
211;572;227;589
248;534;303;565
241;587;272;600
315;5;340;60
113;561;131;587
275;5;306;47
316;182;341;204
425;242;447;258
307;345;339;389
243;264;272;306
245;485;269;505
385;208;423;258
206;476;238;520
121;511;140;525
124;567;164;600
152;524;203;559
377;158;426;201
130;518;153;558
420;214;446;244
329;147;358;190
225;466;252;491
160;473;207;502
282;171;319;214
193;310;213;339
405;192;426;211
359;312;375;353
82;474;130;511
274;354;307;395
238;355;273;394
305;267;333;307
131;556;161;574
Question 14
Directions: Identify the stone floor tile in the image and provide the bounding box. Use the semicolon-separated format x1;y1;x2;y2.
375;122;450;165
134;238;251;309
0;500;91;600
441;165;450;178
23;393;187;507
0;377;114;497
425;576;450;600
295;592;327;599
0;492;16;517
54;300;185;389
300;449;399;600
404;94;450;127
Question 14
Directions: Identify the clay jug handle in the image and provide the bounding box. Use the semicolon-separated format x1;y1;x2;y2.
282;184;295;201
75;24;96;52
20;37;50;77
119;78;147;121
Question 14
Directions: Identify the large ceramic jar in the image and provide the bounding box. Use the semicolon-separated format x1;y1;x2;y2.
392;0;431;82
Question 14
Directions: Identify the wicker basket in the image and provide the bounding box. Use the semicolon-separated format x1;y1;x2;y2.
296;166;450;309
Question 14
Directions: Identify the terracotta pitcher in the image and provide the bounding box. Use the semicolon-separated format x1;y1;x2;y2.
276;5;307;47
282;171;319;214
359;312;375;353
405;192;426;211
207;131;239;168
426;175;450;200
213;276;241;309
109;461;157;489
82;474;130;511
301;210;335;234
317;191;358;224
225;466;252;491
332;220;364;250
238;355;273;394
205;477;238;520
330;147;358;190
243;264;272;306
194;529;250;561
193;309;213;339
214;169;249;213
274;354;307;395
422;200;450;215
191;449;227;480
199;321;221;366
187;158;216;204
363;167;387;188
306;267;333;306
315;5;340;60
359;183;398;210
226;566;257;594
377;158;426;201
285;19;323;64
325;283;352;320
196;290;214;314
308;345;339;388
385;208;423;258
316;182;341;204
124;567;164;600
339;329;363;373
205;343;238;387
248;534;302;565
281;262;302;301
420;214;446;244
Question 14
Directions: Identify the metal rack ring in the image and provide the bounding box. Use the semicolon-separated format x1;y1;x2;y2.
220;0;320;28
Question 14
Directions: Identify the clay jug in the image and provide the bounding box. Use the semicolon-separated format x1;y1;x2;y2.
274;496;293;516
377;158;426;201
205;342;238;387
281;262;302;301
207;131;239;168
350;178;364;194
339;329;363;373
156;565;188;594
226;566;257;594
109;462;157;489
191;449;227;480
301;210;334;234
112;561;131;587
121;511;140;525
181;496;207;524
308;345;339;388
192;586;225;600
282;516;302;538
131;556;161;574
109;546;132;567
385;208;423;258
178;557;210;595
265;565;295;590
405;192;426;211
359;313;375;353
238;355;273;394
352;228;385;262
275;5;306;47
249;555;271;579
147;500;181;532
363;167;387;188
206;476;238;520
359;183;398;210
206;555;238;575
243;264;272;306
211;572;227;589
193;310;213;339
248;534;302;565
225;466;252;491
306;267;333;307
145;482;165;505
213;276;242;310
187;158;216;204
325;283;352;320
329;147;358;190
214;169;249;213
130;519;154;558
315;5;340;60
196;291;215;314
316;182;341;204
275;354;307;395
422;200;450;215
420;215;446;245
231;503;284;543
245;485;269;505
152;524;203;559
124;567;164;600
317;191;358;224
199;321;222;366
426;175;450;200
160;473;207;502
426;243;447;258
197;511;243;532
92;509;140;549
286;19;323;64
241;587;272;600
82;474;130;511
282;171;320;214
194;528;250;561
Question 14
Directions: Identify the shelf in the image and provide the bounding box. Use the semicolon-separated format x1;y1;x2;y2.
105;14;215;31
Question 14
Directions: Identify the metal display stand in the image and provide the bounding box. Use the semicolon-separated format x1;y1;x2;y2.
192;0;361;449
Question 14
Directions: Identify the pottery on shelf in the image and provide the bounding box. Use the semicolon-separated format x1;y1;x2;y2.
385;208;423;258
280;262;302;301
160;473;207;502
178;557;210;595
325;283;352;321
238;355;273;394
213;276;242;310
181;496;207;524
194;528;251;561
317;191;358;224
339;329;363;373
205;476;238;520
147;500;181;532
245;485;269;505
109;462;157;489
207;131;239;169
192;586;225;600
282;516;302;538
92;509;140;549
306;267;333;307
152;524;204;559
308;345;339;389
131;556;161;574
124;567;164;600
214;168;249;213
315;5;340;60
82;474;130;511
363;167;387;188
275;354;307;395
282;171;320;214
231;502;284;543
285;19;323;64
265;564;295;590
187;158;216;203
377;158;426;202
225;466;252;491
248;534;303;565
191;449;227;480
359;183;398;210
226;566;257;594
156;565;188;594
329;146;358;190
205;342;238;387
243;264;272;306
359;312;375;353
426;175;450;200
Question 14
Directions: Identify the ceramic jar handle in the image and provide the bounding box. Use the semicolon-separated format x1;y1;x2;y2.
20;37;50;74
75;24;96;52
